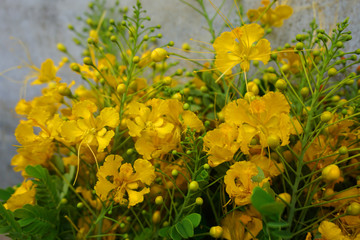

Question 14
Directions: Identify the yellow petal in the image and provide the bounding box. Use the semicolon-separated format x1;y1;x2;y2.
96;107;120;128
214;51;241;75
73;100;97;119
248;39;271;65
213;31;236;54
133;159;156;185
247;9;260;22
96;130;114;152
182;111;204;132
61;120;83;143
238;23;264;49
127;188;150;207
97;154;123;178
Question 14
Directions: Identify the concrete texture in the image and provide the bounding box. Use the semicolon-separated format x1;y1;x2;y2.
0;0;359;189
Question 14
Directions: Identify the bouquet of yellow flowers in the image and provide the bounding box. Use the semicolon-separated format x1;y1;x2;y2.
1;0;360;239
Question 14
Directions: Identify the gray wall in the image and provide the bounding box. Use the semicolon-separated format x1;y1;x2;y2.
1;0;359;188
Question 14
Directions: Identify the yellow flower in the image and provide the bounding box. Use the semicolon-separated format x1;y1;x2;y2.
247;1;293;27
224;92;292;154
213;23;271;74
61;100;119;152
249;154;284;178
221;208;262;240
94;155;156;207
203;123;240;167
4;180;36;211
318;221;351;240
224;161;268;206
126;99;203;159
31;59;62;85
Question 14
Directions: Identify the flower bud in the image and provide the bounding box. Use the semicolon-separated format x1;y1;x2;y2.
155;196;163;205
151;48;168;62
117;84;126;94
248;82;259;95
57;43;67;52
276;193;291;205
320;111;332;123
267;134;280;149
83;57;93;66
189;181;199;192
346;202;360;215
328;68;337;77
152;210;161;224
195;197;203;205
275;79;287;91
322;164;341;182
209;226;223;238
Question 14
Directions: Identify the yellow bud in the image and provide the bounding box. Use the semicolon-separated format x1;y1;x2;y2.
58;86;72;97
57;43;67;52
155;196;163;205
182;43;191;51
151;48;168;62
320;111;332;123
248;82;259;95
209;226;223;238
117;84;127;94
276;193;291;204
267;134;280;149
152;210;161;224
322;164;341;182
189;181;199;192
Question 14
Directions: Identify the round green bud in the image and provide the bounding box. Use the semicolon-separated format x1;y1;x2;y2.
157;33;162;38
313;49;321;56
60;198;68;205
109;19;115;25
200;86;208;93
253;60;259;67
187;96;194;102
267;66;276;73
328;68;337;77
83;57;93;65
295;42;304;51
296;34;304;41
204;120;210;127
186;150;192;155
77;202;84;208
171;150;177;155
120;223;126;228
189;181;199;192
133;56;140;64
320;111;333;123
171;169;179;177
338;146;348;155
355;49;360;54
182;43;191;51
68;24;74;30
126;148;134;155
162;76;172;85
70;63;80;72
275;79;287;91
168;41;175;47
300;87;310;98
346;202;360;216
350;55;357;61
266;28;272;34
183;103;190;110
110;35;117;42
155;196;164;205
203;164;210;170
336;41;344;48
270;53;277;61
175;69;183;76
195;197;203;205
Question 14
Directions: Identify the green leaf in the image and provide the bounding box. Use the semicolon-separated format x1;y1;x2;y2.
185;213;201;228
272;230;292;239
267;221;290;228
181;218;194;237
175;221;189;238
251;167;265;183
251;186;275;210
159;226;170;237
259;202;285;217
0;226;11;234
0;203;21;233
169;226;182;240
0;187;15;201
134;228;152;240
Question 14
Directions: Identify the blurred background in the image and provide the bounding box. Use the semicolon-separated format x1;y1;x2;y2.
0;0;359;189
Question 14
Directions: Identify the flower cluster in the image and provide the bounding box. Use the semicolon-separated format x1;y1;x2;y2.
1;1;360;240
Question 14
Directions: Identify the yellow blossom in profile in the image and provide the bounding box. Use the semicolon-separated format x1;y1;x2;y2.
247;0;293;27
213;23;271;74
4;180;36;211
31;58;64;85
224;91;292;154
224;161;268;206
94;155;156;207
